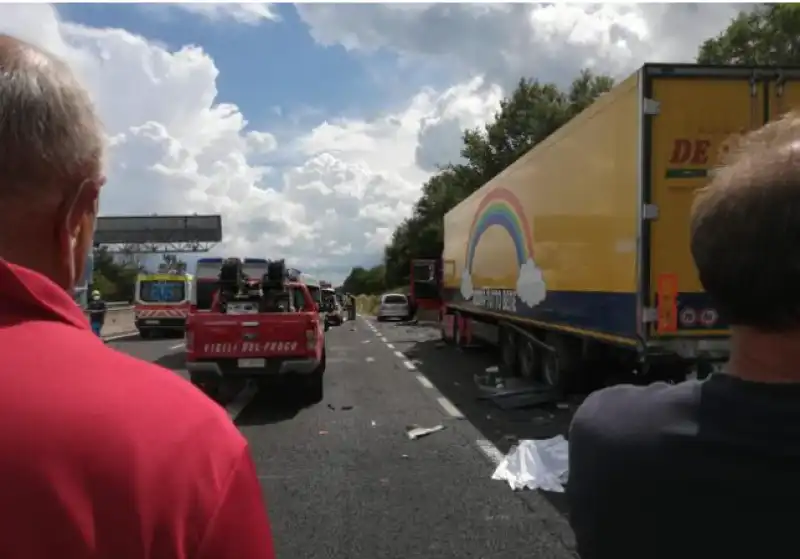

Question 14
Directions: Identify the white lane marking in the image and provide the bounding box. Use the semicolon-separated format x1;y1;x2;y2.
475;439;505;466
416;374;434;389
366;357;375;363
227;382;258;421
386;343;395;349
103;332;140;342
403;360;416;371
379;337;388;343
170;343;185;350
437;396;465;419
394;350;405;359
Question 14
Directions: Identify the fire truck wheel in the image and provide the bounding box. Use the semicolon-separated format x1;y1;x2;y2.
301;352;325;405
190;375;220;400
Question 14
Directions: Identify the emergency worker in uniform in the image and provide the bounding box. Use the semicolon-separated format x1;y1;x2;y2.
86;288;106;337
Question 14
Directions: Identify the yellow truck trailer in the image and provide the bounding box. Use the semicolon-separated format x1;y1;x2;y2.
411;63;800;392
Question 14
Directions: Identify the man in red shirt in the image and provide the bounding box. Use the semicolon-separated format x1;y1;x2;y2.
0;34;275;558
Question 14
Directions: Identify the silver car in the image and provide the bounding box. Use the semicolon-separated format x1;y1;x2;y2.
377;293;411;322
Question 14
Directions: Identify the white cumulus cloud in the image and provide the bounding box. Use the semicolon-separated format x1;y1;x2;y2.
516;258;547;308
176;3;280;25
0;3;748;285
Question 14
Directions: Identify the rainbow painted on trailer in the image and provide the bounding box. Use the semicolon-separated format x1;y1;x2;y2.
465;187;535;271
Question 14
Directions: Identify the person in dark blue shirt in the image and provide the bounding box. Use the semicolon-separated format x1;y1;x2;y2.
568;114;800;559
86;289;106;337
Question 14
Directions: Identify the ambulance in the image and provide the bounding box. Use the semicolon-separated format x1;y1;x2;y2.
134;271;194;338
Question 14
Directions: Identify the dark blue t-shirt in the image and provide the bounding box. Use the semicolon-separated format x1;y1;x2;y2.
568;373;800;559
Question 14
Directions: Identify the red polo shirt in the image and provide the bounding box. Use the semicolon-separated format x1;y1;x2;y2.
0;259;275;558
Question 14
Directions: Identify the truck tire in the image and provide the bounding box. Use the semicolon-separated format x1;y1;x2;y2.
453;313;463;347
190;374;220;401
517;337;540;380
543;333;585;394
499;327;517;374
139;328;151;339
301;351;325;405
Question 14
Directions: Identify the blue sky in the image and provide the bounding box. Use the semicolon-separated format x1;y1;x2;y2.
0;3;743;283
59;3;430;135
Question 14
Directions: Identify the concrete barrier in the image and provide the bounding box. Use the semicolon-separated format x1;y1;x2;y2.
84;306;137;338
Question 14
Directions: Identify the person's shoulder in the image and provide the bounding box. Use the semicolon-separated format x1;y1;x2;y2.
109;348;239;427
571;379;702;447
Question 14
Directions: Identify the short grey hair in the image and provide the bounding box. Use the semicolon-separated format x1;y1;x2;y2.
0;34;104;199
690;111;800;332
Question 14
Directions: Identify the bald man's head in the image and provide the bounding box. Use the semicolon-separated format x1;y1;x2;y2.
0;34;104;198
0;34;105;292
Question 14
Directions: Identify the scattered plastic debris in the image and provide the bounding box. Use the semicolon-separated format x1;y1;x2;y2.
556;402;570;410
474;366;506;391
491;435;569;492
476;373;560;410
406;424;446;440
371;420;377;427
319;430;329;435
362;340;371;344
327;404;353;411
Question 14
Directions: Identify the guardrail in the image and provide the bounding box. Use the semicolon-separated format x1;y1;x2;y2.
83;303;137;337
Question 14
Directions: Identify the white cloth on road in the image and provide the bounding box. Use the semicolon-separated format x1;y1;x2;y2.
491;435;569;493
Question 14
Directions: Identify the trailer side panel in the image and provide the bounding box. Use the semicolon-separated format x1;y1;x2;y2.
442;73;641;344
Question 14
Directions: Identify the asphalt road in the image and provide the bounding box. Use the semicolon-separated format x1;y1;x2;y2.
109;316;577;559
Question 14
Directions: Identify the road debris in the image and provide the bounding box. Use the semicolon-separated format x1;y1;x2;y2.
474;366;505;390
476;372;560;410
328;404;353;411
491;435;569;492
406;424;446;440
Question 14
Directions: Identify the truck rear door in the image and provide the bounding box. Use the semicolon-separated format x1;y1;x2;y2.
645;66;766;338
768;69;800;122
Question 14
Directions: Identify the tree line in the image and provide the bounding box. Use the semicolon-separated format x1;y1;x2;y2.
91;249;187;302
341;3;800;296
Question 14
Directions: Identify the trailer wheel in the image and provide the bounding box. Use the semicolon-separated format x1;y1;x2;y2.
440;313;453;344
453;313;462;346
541;352;561;389
500;327;517;374
517;337;539;380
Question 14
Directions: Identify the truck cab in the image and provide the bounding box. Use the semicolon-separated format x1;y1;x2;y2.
410;258;444;321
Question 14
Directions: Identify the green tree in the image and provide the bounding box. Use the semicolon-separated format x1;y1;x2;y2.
698;4;800;65
91;246;138;301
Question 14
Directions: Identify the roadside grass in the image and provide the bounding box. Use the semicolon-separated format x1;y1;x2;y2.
355;285;409;316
